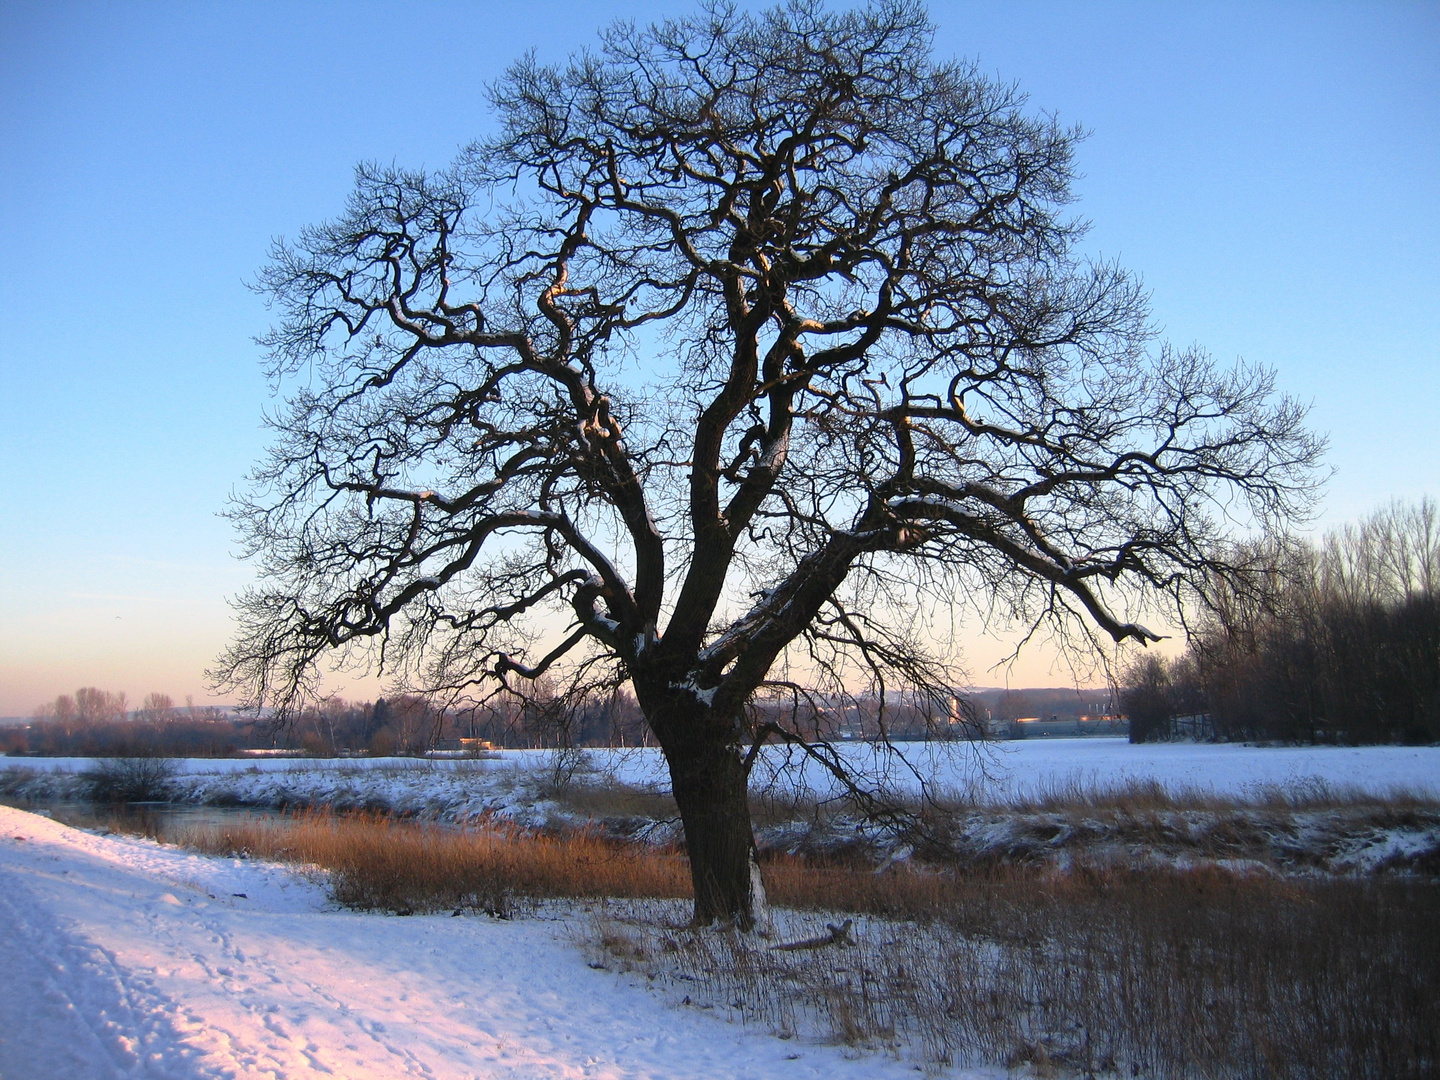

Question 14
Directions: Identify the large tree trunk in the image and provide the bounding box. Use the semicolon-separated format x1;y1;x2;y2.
644;697;770;931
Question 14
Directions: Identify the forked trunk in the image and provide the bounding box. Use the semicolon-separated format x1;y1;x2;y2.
651;707;770;932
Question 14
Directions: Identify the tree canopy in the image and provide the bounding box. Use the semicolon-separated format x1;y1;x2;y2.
216;0;1322;926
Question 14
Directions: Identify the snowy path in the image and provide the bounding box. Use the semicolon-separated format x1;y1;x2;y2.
0;806;975;1080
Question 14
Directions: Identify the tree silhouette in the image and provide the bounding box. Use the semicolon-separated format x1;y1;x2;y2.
214;0;1322;928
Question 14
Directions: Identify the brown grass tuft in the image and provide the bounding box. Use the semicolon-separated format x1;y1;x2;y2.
549;781;680;824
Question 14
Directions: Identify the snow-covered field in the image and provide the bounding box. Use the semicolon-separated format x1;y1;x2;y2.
749;738;1440;801
6;740;1438;824
0;804;990;1080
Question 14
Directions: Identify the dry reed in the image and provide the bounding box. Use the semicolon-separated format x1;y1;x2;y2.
181;811;689;915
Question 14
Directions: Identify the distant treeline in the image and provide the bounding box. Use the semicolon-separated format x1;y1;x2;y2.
7;683;988;757
286;690;657;755
1121;500;1439;745
6;691;252;757
258;689;971;754
3;686;659;757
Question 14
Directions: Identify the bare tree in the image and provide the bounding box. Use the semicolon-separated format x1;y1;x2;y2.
74;687;128;726
139;692;176;726
1119;653;1174;743
213;1;1321;928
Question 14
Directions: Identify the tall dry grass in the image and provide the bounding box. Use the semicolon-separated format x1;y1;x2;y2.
181;811;689;915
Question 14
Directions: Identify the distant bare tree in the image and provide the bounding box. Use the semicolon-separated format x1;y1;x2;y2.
214;1;1321;928
1119;654;1174;743
389;694;441;754
139;692;176;725
73;687;128;726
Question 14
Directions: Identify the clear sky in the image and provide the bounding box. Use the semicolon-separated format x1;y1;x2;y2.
1;1;1436;716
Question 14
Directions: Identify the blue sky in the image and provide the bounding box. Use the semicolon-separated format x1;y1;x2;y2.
1;0;1436;714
